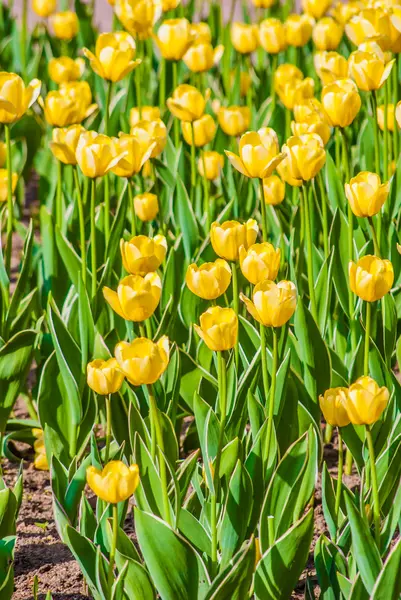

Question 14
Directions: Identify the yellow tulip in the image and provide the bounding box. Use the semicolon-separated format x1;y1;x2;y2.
0;169;18;203
348;49;394;92
50;11;79;40
210;219;258;262
129;105;160;127
194;307;238;351
259;19;287;54
190;22;211;43
76;131;123;178
130;119;167;158
183;43;224;73
291;116;331;145
225;128;284;179
293;97;326;123
282;133;326;182
186;259;231;300
33;434;49;471
48;57;85;84
344;376;389;425
134;192;159;221
0;142;5;168
319;387;350;427
345;172;389;218
345;8;392;49
330;1;360;26
314;51;348;85
263;174;286;206
277;155;303;187
396;100;401;129
103;272;161;321
86;461;140;503
87;358;125;395
162;0;180;10
349;255;394;302
42;87;97;127
239;242;281;285
240;280;297;327
321;79;361;127
0;73;41;124
312;17;343;50
377;103;395;132
32;0;56;17
252;0;274;6
120;234;167;275
390;8;401;53
230;70;252;98
115;336;170;385
155;18;193;60
217;106;250;137
114;0;161;40
302;0;332;19
277;76;315;110
111;133;155;177
59;80;93;106
230;22;259;54
83;32;141;82
181;115;216;147
197;151;224;180
275;63;303;88
50;125;85;165
284;14;314;47
167;84;208;121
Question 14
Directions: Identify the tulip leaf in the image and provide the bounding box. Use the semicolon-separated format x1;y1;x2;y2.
178;508;211;557
175;175;199;262
133;433;171;520
135;508;210;600
204;537;256;600
380;480;401;554
114;550;156;599
371;536;401;600
254;508;314;600
64;525;107;600
5;220;34;333
328;209;351;319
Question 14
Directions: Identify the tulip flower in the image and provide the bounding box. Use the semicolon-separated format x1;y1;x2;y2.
241;280;297;328
210;219;258;262
33;429;49;471
225;129;284;180
162;0;180;10
130;105;160;127
197;151;224;181
230;22;259;54
282;134;326;182
167;84;208;122
345;172;389;218
186;259;232;300
87;461;140;504
50;11;79;40
284;14;314;48
345;8;392;48
263;175;285;206
42;87;97;127
131;119;167;158
182;115;217;147
32;0;56;17
194;306;238;351
314;51;348;85
120;234;167;275
87;358;125;396
111;133;155;177
252;0;274;6
377;104;395;132
49;125;85;165
0;169;18;203
0;142;5;168
154;18;193;61
76;131;122;178
239;243;281;285
0;73;41;124
259;19;287;54
277;155;302;187
276;76;315;111
302;0;332;19
115;0;161;40
294;98;326;123
291;116;331;145
103;272;161;322
183;42;224;73
83;32;141;82
190;22;211;43
321;79;361;128
349;255;394;303
115;336;170;386
48;57;85;84
217;106;250;137
348;46;394;93
133;192;159;222
312;17;343;51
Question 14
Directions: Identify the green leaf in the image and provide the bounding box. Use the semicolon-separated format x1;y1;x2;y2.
175;175;199;262
64;526;107;600
115;550;155;599
5;220;34;333
371;536;401;600
204;537;256;600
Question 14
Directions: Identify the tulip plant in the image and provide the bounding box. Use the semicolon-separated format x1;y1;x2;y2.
3;0;401;597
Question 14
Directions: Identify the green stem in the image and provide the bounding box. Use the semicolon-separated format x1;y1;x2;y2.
365;425;381;548
364;301;372;377
318;172;329;259
56;160;63;230
368;216;380;256
285;108;291;140
265;327;278;466
190;122;196;191
105;80;112;135
260;324;270;405
20;0;27;81
159;57;166;109
383;80;389;184
231;262;239;371
104;174;110;247
107;504;118;596
335;428;343;531
371;92;382;241
127;179;136;236
172;61;179;147
259;177;268;242
74;167;87;285
302;185;318;322
135;62;142;120
148;385;172;526
4;124;13;278
201;152;210;231
270;54;277;114
105;394;112;462
90;178;97;300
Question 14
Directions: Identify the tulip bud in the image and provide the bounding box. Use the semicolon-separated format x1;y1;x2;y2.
182;115;217;147
186;259;232;300
344;376;389;425
115;336;170;385
348;49;394;92
167;84;208;122
331;1;360;26
50;11;79;40
345;172;389;218
241;280;297;327
282;133;326;182
277;76;315;110
130;105;160;127
134;192;159;221
76;131;121;178
284;14;314;48
377;104;395;132
86;461;140;504
111;132;155;177
291;116;331;145
313;17;343;50
197;151;224;180
48;57;85;84
0;73;41;124
194;307;238;351
120;234;167;275
259;18;287;54
0;142;5;168
32;0;56;17
162;0;180;10
230;22;259;54
314;51;348;85
131;119;167;158
211;219;258;262
349;255;394;302
50;125;85;165
302;0;332;20
83;32;141;82
87;358;125;395
103;272;161;321
33;429;49;471
321;79;361;128
114;0;161;40
0;169;18;203
225;129;284;179
319;387;350;427
183;42;224;73
217;106;250;137
294;98;326;123
155;18;193;60
190;22;211;43
239;243;281;285
263;174;286;206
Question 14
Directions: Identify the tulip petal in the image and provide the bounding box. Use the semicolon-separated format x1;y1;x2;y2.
224;150;250;177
